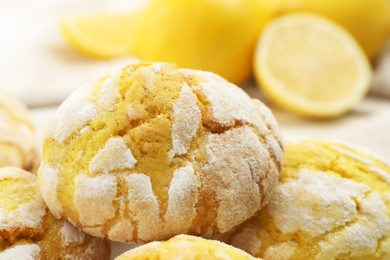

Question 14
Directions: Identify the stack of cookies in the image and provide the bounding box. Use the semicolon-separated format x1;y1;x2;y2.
0;91;110;259
1;62;389;259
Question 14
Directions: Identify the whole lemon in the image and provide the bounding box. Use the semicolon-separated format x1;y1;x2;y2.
130;0;273;84
273;0;390;59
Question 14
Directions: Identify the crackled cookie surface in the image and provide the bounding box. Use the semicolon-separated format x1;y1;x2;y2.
218;140;390;259
115;235;258;260
38;62;283;243
0;167;110;259
0;91;38;171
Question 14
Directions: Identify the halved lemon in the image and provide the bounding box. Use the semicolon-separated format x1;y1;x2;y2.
60;12;140;59
254;13;372;118
59;0;274;84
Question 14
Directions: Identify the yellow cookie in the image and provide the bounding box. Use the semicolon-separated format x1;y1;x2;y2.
0;167;110;259
115;234;258;260
217;140;390;259
38;62;284;243
0;90;38;171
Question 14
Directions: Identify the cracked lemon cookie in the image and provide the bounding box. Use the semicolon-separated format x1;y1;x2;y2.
0;167;110;259
115;234;257;260
218;140;390;259
37;62;283;243
0;90;38;171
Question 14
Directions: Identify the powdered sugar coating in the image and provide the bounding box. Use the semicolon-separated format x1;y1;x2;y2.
138;66;157;91
164;164;199;234
252;99;284;148
0;201;46;233
203;126;271;232
227;184;390;259
126;174;160;241
0;168;46;233
183;69;269;134
37;162;62;218
89;137;137;174
170;83;201;157
60;221;86;245
126;104;144;120
105;165;198;241
268;169;371;236
218;140;390;259
46;84;97;143
0;168;110;259
40;62;283;243
98;72;121;111
0;244;41;260
74;174;117;226
0;90;37;170
317;191;390;259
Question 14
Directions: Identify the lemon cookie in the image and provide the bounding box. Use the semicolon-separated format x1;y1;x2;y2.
0;167;110;259
218;140;390;259
0;90;38;171
38;62;283;243
115;234;257;260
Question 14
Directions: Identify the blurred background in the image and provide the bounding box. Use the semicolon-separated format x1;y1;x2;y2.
1;0;390;257
1;0;389;173
1;0;389;157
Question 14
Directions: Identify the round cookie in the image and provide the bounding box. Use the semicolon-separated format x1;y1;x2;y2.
217;140;390;259
115;234;257;260
38;62;284;243
0;90;38;171
0;167;110;259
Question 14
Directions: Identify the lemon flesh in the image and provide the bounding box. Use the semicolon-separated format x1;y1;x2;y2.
60;12;140;59
255;14;372;118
